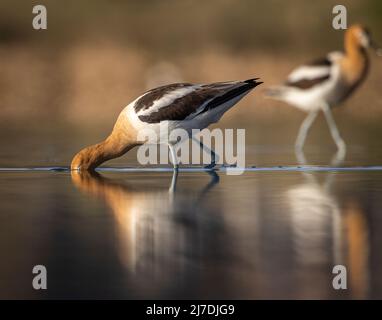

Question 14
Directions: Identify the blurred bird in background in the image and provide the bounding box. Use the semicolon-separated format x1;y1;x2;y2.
266;24;381;159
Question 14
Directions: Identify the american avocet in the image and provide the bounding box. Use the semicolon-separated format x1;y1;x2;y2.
71;78;262;171
266;24;381;155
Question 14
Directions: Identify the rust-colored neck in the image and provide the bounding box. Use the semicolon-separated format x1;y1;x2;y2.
71;114;140;171
344;29;365;58
342;28;368;84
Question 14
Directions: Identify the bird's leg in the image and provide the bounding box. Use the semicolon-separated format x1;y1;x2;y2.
168;143;179;171
295;110;319;151
295;147;307;166
330;148;346;167
192;137;219;169
192;136;219;169
168;168;179;194
322;103;346;157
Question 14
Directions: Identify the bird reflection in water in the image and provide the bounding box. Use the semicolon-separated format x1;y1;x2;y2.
71;169;220;275
287;148;370;297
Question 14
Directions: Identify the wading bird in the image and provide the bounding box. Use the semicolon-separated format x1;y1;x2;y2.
71;78;262;171
266;24;381;156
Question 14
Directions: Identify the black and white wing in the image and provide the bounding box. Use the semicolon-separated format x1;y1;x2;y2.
285;56;334;89
134;79;262;124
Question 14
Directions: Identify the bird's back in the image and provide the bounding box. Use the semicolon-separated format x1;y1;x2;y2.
126;79;262;128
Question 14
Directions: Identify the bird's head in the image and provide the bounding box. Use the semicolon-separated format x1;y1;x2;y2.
347;24;382;56
71;145;102;172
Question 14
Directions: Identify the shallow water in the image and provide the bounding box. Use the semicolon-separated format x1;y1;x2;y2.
0;167;381;299
1;118;382;299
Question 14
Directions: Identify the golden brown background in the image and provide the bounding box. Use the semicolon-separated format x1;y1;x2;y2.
1;0;381;126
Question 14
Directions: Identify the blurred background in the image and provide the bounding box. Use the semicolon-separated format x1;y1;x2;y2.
0;0;381;167
1;0;382;299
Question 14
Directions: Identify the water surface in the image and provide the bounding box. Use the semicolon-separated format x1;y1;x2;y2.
1;166;382;299
1;119;382;299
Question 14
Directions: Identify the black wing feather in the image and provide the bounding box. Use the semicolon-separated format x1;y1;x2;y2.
285;56;332;90
137;79;261;124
